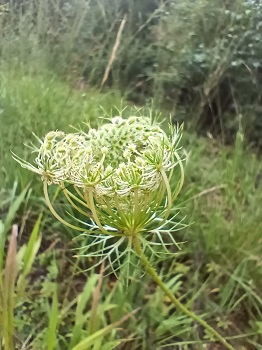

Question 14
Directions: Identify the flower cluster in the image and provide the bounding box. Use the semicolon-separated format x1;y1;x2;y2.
13;116;184;236
12;116;238;350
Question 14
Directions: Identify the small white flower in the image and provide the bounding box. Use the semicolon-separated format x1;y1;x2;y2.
88;129;97;138
123;149;131;159
127;143;136;153
86;145;93;154
101;147;108;155
111;116;124;125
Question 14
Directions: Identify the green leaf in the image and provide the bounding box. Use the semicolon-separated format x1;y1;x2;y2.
0;185;29;274
72;310;137;350
3;185;29;234
69;273;99;348
100;340;122;350
16;213;42;295
1;225;18;350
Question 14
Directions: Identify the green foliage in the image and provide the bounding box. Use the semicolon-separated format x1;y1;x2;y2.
0;199;136;349
178;132;262;345
0;1;261;348
1;0;262;142
0;64;123;188
152;0;262;143
1;116;261;349
0;183;28;274
0;191;40;350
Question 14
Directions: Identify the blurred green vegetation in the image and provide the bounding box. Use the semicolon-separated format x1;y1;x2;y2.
1;0;261;144
0;0;262;349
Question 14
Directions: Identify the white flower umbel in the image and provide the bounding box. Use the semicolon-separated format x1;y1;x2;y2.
13;116;184;252
13;116;236;350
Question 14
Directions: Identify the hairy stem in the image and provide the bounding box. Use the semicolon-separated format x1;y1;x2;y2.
132;236;235;350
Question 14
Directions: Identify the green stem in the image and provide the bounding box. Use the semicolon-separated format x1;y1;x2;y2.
61;185;92;218
172;151;185;201
159;168;172;220
63;185;90;209
85;189;111;236
132;236;235;350
43;181;86;232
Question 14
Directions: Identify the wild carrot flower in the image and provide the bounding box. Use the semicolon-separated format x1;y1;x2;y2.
13;115;185;267
12;115;235;350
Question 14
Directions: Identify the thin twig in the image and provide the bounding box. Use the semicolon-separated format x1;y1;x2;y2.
100;14;127;89
191;184;226;200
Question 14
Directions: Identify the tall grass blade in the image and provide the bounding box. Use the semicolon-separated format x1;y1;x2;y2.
1;225;18;350
72;310;138;350
16;213;42;296
69;273;99;348
0;185;28;274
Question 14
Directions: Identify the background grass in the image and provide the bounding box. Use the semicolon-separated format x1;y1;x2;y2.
0;0;262;349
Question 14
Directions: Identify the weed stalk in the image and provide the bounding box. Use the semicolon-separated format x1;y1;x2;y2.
132;235;235;350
